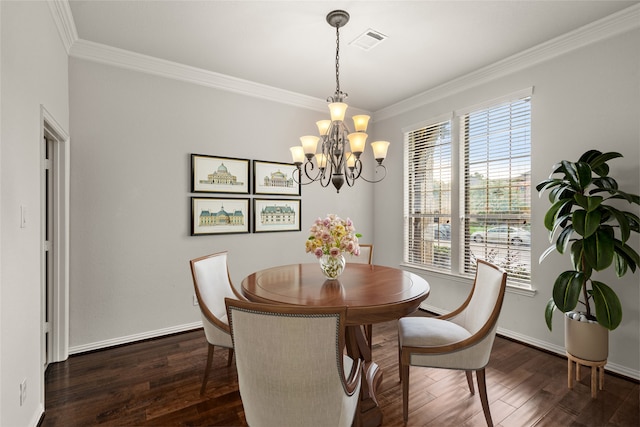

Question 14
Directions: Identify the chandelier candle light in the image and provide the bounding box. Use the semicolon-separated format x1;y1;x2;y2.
290;10;390;193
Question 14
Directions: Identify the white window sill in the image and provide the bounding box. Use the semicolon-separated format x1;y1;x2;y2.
399;262;537;298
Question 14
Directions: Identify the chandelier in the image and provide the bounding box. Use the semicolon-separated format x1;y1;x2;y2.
289;10;390;193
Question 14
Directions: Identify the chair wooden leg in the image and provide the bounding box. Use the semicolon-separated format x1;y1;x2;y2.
398;338;402;382
365;324;373;352
465;370;475;394
200;344;215;395
476;368;493;427
227;347;234;367
401;363;410;423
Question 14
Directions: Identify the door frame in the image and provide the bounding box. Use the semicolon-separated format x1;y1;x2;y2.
40;105;70;364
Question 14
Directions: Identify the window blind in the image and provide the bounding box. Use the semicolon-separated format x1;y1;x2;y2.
404;119;452;271
462;97;531;287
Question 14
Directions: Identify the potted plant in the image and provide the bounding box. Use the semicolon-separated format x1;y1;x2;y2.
536;150;639;361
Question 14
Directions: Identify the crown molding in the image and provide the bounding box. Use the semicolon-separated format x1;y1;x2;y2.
49;1;638;117
69;39;337;113
47;0;77;54
374;3;640;121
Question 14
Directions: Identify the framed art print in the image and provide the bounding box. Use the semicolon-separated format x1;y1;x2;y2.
192;154;250;194
253;160;300;196
191;197;250;235
253;198;301;233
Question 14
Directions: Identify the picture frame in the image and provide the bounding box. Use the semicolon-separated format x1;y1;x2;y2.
253;160;301;196
253;198;301;233
191;154;250;194
191;197;250;236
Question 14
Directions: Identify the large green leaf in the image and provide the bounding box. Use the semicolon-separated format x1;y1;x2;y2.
625;210;640;232
550;186;575;203
607;190;640;204
535;178;562;194
587;151;623;177
570;240;593;278
550;162;564;174
614;251;628;277
561;161;592;191
569;240;584;271
578;194;603;212
556;226;574;254
613;240;640;273
572;209;601;238
539;244;557;264
552;271;583;312
578;149;602;164
575;162;593;190
591;281;622;330
591;177;618;193
588;151;622;172
545;299;557;331
583;229;615;270
605;206;631;243
551;213;572;240
544;199;572;231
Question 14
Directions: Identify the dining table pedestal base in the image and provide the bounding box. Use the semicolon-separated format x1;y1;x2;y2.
346;325;384;427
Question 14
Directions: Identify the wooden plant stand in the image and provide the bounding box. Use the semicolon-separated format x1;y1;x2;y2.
567;352;606;398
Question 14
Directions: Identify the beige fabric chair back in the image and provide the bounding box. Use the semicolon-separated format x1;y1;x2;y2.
450;259;507;336
190;251;243;394
190;252;239;343
191;252;237;322
225;298;361;427
349;244;373;264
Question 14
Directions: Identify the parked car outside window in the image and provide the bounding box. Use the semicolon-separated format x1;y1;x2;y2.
426;223;451;240
471;226;530;246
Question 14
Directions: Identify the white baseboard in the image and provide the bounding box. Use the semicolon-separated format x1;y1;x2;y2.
68;321;203;355
70;310;640;381
31;403;45;427
420;303;640;381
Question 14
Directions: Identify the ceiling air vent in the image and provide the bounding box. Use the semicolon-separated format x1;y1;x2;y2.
350;28;387;51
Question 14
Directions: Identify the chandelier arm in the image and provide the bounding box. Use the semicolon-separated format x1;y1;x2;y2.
355;164;388;183
292;161;325;185
319;164;334;188
342;160;359;188
302;161;322;182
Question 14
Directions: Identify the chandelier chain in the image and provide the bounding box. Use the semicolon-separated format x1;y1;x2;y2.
335;25;341;97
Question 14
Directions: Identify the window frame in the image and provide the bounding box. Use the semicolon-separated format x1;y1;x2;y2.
403;88;533;290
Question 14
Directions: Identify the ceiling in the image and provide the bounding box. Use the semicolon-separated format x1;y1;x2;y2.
67;1;638;112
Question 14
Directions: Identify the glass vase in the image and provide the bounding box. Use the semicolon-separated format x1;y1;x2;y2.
319;254;346;279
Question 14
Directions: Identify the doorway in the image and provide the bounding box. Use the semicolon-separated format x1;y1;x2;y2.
40;106;70;369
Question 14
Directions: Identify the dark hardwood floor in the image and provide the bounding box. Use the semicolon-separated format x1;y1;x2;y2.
41;312;639;426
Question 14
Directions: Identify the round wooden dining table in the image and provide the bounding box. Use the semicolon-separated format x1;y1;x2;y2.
241;262;430;427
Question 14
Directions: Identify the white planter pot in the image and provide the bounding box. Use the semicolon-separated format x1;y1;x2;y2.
565;313;608;362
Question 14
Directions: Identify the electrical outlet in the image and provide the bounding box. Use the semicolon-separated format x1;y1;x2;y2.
19;379;27;406
193;295;198;306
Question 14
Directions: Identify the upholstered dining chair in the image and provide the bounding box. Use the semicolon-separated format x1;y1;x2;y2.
350;243;373;265
225;298;362;427
189;251;245;395
348;244;374;349
398;259;507;426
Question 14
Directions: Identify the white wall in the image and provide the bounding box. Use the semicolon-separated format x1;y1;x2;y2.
373;28;640;378
68;58;374;350
0;1;69;426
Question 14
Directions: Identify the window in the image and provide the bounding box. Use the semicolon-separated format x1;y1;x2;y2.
405;117;452;270
404;90;532;288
